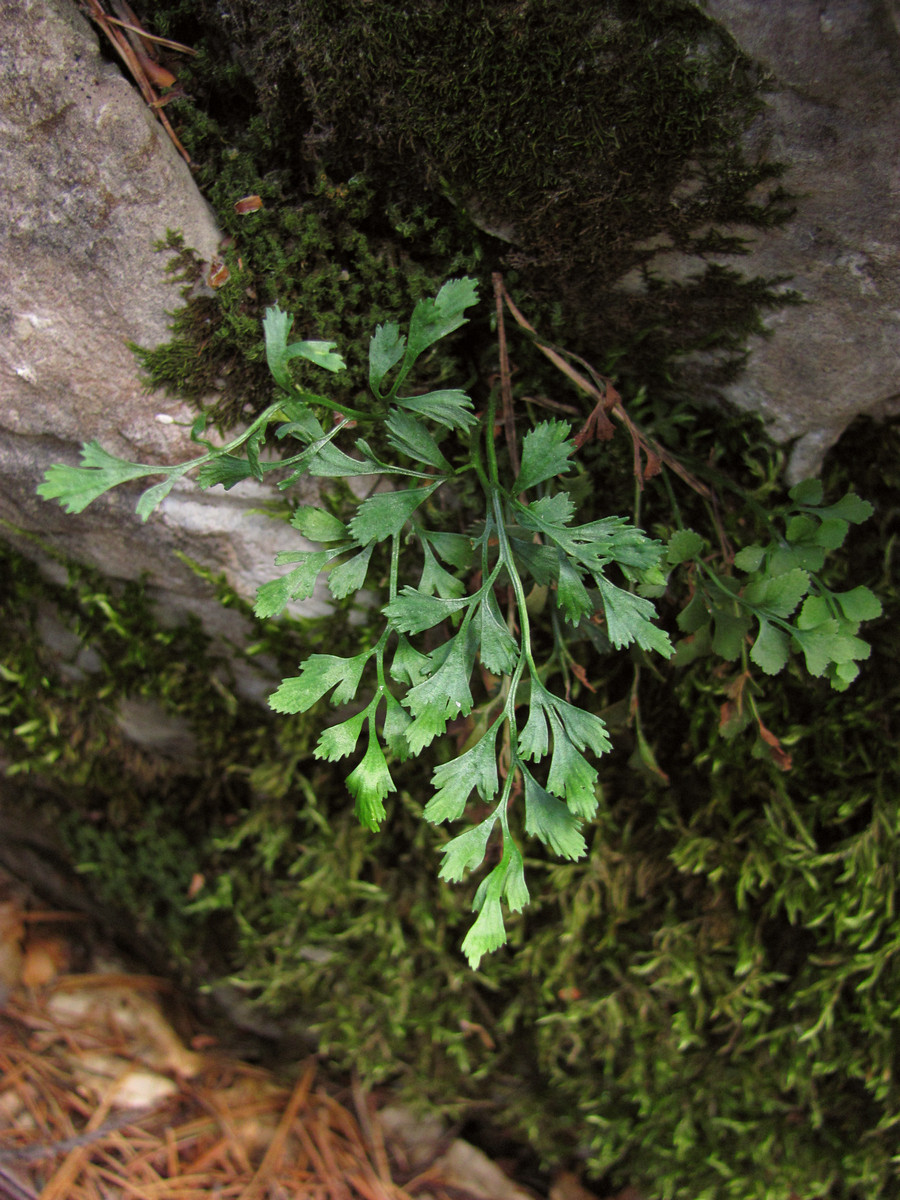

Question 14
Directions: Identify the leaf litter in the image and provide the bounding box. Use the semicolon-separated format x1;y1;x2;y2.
0;870;551;1200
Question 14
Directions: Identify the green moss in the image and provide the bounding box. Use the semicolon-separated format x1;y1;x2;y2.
202;1;790;375
4;414;900;1198
181;419;898;1200
0;539;349;971
133;0;795;427
133;133;486;426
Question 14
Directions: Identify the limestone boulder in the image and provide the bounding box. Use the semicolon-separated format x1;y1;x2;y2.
0;0;318;634
696;0;900;479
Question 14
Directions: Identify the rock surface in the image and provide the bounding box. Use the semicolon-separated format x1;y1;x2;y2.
0;0;319;643
696;0;900;479
0;0;216;460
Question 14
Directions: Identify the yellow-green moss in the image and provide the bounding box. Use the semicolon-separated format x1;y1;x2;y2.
4;409;899;1198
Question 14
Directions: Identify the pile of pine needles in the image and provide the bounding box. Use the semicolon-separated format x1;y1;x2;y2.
0;958;487;1200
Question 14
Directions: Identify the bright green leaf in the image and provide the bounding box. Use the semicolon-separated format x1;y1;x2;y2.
135;475;180;519
500;842;529;911
572;517;663;570
264;305;345;388
813;492;874;524
389;636;433;687
268;650;373;714
814;518;849;549
832;660;860;687
786;515;818;544
328;545;374;600
384;588;471;635
290;507;349;542
546;712;600;818
382;690;412;759
522;768;587;859
517;693;550;761
546;693;611;757
797;595;833;629
284;339;345;373
425;725;500;823
404;634;475;722
733;545;766;572
305;443;385;478
523;492;577;528
405;277;479;364
394;389;477;431
196;455;255;491
368;322;406;395
461;875;507;969
346;734;394;831
750;568;810;619
274;403;324;443
254;551;332;618
788;479;823;505
421;530;475;571
244;427;267;482
666;529;705;565
792;623;870;677
478;591;519;675
349;483;441;545
507;536;558;586
556;553;594;625
834;586;882;623
438;816;498;883
262;304;294;391
514;420;575;494
765;567;811;616
769;542;826;574
403;704;452;755
750;619;791;675
314;711;366;761
385;410;451;472
38;443;166;515
595;576;673;657
418;540;466;599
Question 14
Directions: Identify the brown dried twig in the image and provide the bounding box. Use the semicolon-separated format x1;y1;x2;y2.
78;0;193;163
492;273;521;477
495;277;712;500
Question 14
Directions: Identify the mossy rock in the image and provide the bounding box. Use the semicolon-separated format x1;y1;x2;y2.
7;3;898;1195
138;0;795;426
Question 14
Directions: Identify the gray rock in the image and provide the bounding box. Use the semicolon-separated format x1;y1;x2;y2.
695;0;900;479
0;0;218;460
114;696;199;763
0;0;323;660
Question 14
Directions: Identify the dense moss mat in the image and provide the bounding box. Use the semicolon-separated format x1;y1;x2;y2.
229;0;795;373
137;0;795;427
3;413;898;1199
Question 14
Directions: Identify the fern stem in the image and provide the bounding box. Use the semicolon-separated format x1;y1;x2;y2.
485;387;501;488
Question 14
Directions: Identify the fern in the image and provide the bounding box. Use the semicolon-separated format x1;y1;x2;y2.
38;278;881;966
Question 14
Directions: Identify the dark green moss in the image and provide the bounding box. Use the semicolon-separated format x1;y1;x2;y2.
134;0;794;427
